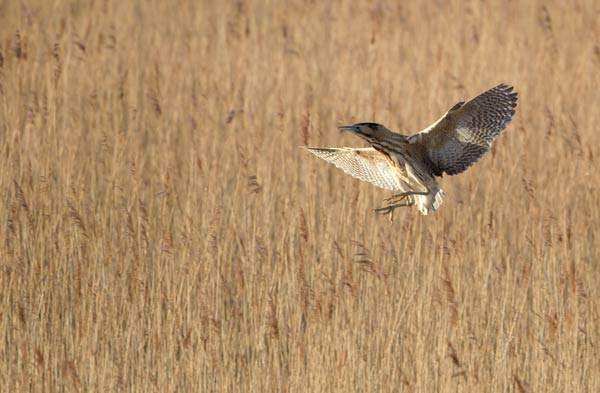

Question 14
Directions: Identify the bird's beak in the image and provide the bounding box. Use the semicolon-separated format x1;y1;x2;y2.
338;125;358;133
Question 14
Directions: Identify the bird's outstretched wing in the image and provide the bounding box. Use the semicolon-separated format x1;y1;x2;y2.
412;84;518;176
302;147;413;191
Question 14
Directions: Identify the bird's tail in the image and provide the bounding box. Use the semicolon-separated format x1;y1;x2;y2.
414;187;445;215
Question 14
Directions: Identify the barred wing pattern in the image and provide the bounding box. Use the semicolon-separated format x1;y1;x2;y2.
303;147;412;192
415;84;518;175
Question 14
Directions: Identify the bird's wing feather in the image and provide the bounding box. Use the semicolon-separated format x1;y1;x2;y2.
413;84;518;175
302;147;413;192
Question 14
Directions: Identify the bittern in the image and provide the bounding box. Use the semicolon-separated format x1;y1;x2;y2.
303;84;518;215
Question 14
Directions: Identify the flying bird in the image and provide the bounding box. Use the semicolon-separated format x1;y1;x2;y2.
303;84;518;215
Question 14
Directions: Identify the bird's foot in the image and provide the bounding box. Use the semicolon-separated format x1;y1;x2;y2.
374;197;415;216
383;194;409;205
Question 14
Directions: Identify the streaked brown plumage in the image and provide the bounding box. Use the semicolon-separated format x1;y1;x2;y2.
303;84;518;215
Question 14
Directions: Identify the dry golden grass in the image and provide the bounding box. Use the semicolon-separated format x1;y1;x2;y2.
1;0;599;391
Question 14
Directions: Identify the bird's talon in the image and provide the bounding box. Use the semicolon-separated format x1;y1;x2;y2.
374;206;392;215
384;194;407;203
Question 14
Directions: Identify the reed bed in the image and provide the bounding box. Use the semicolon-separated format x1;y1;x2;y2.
1;0;599;391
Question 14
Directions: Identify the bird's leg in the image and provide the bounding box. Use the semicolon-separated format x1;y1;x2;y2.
374;196;416;215
383;191;429;206
383;193;409;204
375;190;430;215
383;191;429;204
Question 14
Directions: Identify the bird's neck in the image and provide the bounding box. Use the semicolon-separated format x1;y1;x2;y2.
386;132;409;143
372;128;408;144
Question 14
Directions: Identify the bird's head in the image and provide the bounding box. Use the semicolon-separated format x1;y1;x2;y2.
338;122;391;143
